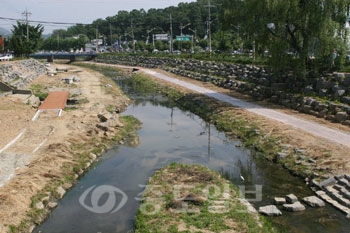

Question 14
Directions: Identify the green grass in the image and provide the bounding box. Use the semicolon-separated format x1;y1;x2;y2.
134;163;278;233
29;83;48;101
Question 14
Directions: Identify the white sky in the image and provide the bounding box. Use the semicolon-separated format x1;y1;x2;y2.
0;0;196;34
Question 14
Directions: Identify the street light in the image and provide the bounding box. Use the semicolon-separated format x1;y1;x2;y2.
231;24;242;52
146;28;156;45
188;28;197;52
179;23;191;51
180;23;191;36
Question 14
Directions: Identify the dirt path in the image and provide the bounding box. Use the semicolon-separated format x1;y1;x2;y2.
129;66;349;176
142;69;350;148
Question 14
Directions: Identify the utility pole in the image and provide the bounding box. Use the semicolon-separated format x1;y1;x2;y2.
169;13;173;54
189;28;197;52
57;32;59;50
22;9;31;41
110;24;113;48
205;0;215;56
131;21;135;53
96;27;99;53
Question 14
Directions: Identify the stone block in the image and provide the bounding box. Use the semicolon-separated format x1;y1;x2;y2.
283;201;306;212
338;178;350;187
335;112;348;122
274;197;286;205
302;196;325;207
286;194;298;204
258;205;282;216
319;177;337;188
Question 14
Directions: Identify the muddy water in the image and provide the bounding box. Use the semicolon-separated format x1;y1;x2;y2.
35;77;350;233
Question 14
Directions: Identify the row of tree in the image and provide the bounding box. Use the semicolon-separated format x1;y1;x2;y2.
6;0;350;78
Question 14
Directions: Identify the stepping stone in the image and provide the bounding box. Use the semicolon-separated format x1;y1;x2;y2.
283;201;306;212
258;205;282;216
302;196;325;207
286;194;298;204
274;197;286;205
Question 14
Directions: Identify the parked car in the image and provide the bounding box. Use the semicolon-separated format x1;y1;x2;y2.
0;54;13;61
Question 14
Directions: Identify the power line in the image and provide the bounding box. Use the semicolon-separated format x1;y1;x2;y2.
22;9;31;41
0;16;86;26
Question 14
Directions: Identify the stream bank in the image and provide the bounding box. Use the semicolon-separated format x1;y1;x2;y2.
35;64;350;233
25;62;350;232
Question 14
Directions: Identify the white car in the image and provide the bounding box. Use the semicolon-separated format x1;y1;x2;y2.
0;54;13;61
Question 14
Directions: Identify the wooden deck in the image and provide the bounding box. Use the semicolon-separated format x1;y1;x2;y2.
32;91;69;121
38;91;69;110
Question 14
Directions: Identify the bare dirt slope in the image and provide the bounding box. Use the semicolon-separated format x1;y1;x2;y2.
0;63;128;231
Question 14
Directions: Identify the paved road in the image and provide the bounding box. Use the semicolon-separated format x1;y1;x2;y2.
142;69;350;148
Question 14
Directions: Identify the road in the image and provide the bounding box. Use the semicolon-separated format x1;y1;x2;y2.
142;69;350;148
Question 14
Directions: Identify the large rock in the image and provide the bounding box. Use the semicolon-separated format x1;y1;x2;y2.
56;186;66;199
335;112;348;122
258;205;282;216
302;196;325;207
273;152;288;163
283;201;306;212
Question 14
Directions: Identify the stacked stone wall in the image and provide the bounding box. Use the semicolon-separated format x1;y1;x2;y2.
97;56;350;125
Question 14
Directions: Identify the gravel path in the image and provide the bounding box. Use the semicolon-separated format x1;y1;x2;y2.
142;69;350;148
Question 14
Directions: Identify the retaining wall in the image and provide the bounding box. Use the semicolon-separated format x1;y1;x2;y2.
98;56;350;126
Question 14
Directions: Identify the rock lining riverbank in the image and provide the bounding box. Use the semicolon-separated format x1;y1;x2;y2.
97;56;350;126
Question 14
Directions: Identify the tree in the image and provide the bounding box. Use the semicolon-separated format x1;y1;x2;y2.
9;21;44;56
220;0;350;78
263;0;349;77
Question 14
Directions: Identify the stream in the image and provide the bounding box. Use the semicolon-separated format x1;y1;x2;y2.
35;74;350;233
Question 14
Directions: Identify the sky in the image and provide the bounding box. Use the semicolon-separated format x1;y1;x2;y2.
0;0;196;34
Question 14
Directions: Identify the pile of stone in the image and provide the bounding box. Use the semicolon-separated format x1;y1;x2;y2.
258;193;325;217
0;59;47;90
313;175;350;218
96;111;124;134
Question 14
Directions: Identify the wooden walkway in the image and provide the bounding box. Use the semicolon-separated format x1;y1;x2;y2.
38;91;69;110
32;91;69;121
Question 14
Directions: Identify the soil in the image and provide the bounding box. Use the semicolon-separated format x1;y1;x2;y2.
0;62;129;232
0;61;349;231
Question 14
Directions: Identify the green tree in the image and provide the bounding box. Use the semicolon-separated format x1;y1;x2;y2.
10;21;44;56
220;0;350;78
264;0;349;77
